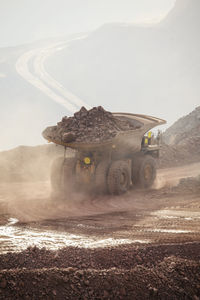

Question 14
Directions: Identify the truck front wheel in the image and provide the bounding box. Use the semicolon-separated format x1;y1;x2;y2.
107;160;131;195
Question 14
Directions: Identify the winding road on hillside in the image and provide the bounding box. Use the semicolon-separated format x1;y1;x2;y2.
15;36;90;113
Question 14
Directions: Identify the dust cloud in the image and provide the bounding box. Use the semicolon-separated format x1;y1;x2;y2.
0;145;79;223
0;178;92;223
153;175;177;189
1;155;200;224
0;181;133;224
155;162;200;190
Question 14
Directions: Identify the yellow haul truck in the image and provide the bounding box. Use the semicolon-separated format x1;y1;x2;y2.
43;113;166;196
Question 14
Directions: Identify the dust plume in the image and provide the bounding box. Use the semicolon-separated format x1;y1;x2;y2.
154;163;200;189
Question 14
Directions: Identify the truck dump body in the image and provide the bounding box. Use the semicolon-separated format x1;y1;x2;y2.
43;112;166;154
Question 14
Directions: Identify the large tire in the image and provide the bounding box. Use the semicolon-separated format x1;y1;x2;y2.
132;154;156;188
51;156;76;198
107;160;131;195
95;160;110;194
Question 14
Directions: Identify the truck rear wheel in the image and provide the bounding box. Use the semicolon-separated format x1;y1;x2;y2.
132;155;156;188
51;156;76;198
107;160;130;195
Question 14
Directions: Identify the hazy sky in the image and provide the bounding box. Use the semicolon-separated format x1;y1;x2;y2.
2;0;198;151
0;0;176;47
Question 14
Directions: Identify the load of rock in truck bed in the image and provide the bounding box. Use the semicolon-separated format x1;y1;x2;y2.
43;106;141;143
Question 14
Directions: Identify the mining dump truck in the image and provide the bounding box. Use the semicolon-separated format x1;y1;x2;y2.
43;112;166;196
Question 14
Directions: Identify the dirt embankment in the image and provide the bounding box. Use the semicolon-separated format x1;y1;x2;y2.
158;140;200;168
0;244;200;299
163;106;200;145
160;106;200;168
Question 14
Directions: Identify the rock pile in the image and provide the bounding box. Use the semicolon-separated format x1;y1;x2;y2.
173;175;200;194
43;106;140;144
0;244;200;299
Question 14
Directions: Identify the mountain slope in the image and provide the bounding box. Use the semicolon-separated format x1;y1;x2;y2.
161;0;200;29
163;106;200;145
45;0;200;126
160;106;200;167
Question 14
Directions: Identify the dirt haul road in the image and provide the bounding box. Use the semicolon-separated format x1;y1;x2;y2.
0;162;200;299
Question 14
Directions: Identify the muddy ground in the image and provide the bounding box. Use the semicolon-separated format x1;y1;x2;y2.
0;163;200;299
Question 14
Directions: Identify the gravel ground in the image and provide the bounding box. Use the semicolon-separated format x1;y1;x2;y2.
0;244;200;299
0;164;200;299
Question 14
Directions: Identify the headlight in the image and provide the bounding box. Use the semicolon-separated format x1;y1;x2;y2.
84;157;91;165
